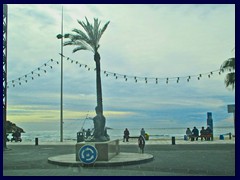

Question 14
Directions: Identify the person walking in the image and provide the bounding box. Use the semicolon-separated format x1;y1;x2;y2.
140;128;145;136
138;135;145;153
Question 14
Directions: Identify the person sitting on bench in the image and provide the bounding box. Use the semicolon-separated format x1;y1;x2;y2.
200;127;207;141
191;127;199;141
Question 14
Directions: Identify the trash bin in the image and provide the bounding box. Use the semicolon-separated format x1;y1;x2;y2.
77;132;84;142
219;135;224;140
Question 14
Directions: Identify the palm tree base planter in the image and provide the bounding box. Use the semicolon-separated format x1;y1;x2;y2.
85;136;110;142
75;139;119;161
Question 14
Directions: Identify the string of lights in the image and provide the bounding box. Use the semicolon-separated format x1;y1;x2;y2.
61;54;232;84
7;54;233;88
7;59;59;88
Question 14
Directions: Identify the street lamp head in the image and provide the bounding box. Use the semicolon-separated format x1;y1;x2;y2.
56;34;63;39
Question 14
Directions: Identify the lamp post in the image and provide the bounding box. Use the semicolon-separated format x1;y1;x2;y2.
3;4;8;150
56;7;64;142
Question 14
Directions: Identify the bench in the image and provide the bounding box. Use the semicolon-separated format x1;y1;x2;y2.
189;134;213;141
122;136;139;142
129;136;139;139
199;134;213;140
220;133;232;140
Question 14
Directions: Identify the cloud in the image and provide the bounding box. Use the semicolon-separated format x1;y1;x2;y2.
7;105;59;122
215;116;235;127
6;4;235;130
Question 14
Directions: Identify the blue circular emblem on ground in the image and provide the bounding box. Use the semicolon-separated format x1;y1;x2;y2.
79;145;98;164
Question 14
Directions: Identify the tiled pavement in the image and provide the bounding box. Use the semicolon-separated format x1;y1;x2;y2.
3;139;235;176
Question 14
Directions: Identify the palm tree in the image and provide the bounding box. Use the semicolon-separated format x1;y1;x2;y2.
64;17;110;141
220;57;235;135
220;57;235;90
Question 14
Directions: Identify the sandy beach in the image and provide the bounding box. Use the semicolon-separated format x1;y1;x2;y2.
6;135;235;145
3;137;235;176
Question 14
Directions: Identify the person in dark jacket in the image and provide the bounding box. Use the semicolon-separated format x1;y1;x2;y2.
123;128;130;142
192;127;199;141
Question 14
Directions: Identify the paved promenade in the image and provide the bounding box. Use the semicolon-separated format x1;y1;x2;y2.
3;138;235;176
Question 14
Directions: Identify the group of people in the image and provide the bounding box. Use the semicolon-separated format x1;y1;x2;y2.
123;128;146;142
11;130;22;142
123;128;146;153
186;126;213;141
78;128;93;141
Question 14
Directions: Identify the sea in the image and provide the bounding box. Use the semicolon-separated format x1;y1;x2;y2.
17;126;234;143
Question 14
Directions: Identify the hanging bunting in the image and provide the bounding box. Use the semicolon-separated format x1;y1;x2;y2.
7;58;59;88
8;54;232;88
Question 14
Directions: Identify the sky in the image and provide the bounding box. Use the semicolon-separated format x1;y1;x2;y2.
5;4;235;133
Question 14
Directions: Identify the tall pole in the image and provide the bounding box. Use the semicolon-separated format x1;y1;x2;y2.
56;7;64;142
3;4;8;149
60;6;63;142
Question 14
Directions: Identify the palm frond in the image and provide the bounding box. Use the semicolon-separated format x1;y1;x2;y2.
72;33;94;48
100;21;110;37
78;18;94;40
220;57;235;70
64;40;93;53
225;72;235;90
97;21;110;45
65;17;110;54
74;41;94;52
94;18;101;47
72;46;89;53
72;28;91;42
64;41;76;46
77;19;96;50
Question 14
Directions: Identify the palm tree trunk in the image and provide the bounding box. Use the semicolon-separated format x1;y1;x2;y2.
92;51;108;141
94;51;103;115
